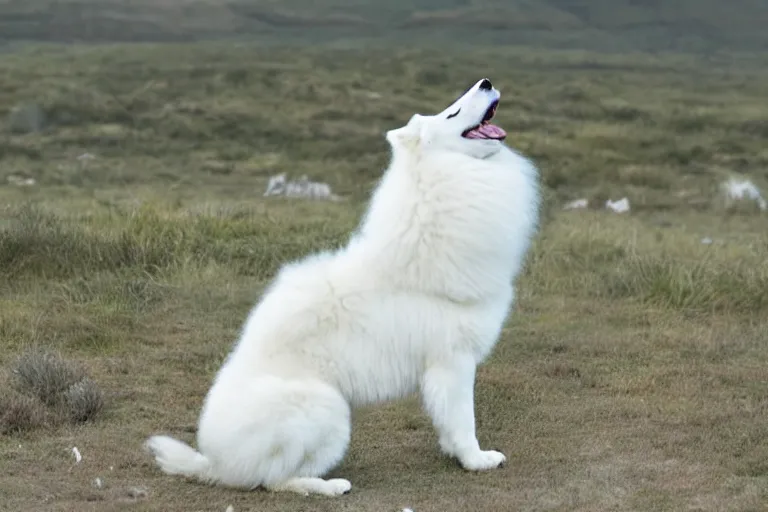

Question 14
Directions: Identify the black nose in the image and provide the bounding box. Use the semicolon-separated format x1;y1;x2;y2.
479;78;492;90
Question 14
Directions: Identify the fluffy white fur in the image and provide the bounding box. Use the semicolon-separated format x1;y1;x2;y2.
145;78;540;497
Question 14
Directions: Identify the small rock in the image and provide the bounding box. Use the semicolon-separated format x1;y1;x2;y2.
72;447;82;463
605;197;630;214
264;173;340;201
225;506;235;512
77;153;96;161
722;178;767;211
92;477;103;489
263;173;287;196
701;237;713;245
563;198;588;210
7;175;36;186
126;486;148;499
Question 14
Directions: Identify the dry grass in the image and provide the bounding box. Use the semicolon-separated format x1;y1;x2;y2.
62;378;104;424
0;393;47;435
12;349;86;407
1;349;105;435
0;42;767;511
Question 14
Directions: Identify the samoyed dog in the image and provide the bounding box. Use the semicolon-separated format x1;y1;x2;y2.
145;78;540;497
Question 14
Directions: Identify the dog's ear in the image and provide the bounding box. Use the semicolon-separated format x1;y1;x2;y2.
386;114;423;150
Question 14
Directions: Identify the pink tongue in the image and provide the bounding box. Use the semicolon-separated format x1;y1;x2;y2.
465;123;506;140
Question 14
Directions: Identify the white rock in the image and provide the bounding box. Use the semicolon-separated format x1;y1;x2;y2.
263;173;286;196
93;478;103;489
127;486;148;499
264;173;340;201
563;198;589;210
722;178;767;211
605;197;630;213
72;447;82;463
7;175;36;186
701;237;713;245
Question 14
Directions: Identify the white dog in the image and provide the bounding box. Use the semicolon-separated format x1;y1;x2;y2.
145;78;540;497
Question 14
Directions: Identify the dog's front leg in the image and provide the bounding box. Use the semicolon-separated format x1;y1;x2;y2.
420;354;506;471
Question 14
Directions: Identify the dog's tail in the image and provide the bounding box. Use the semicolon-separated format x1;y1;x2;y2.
145;435;214;483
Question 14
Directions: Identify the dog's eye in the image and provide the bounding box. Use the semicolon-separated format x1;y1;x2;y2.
447;108;461;119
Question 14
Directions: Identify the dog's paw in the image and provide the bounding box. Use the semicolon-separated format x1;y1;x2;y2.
459;449;506;471
323;478;352;496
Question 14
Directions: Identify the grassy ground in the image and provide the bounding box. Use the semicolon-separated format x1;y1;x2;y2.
1;43;768;511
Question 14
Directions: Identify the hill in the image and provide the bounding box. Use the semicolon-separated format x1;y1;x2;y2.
1;0;767;52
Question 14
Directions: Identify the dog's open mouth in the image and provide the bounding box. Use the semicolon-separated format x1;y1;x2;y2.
462;100;506;141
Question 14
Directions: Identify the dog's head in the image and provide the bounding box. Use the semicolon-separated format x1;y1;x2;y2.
386;78;506;160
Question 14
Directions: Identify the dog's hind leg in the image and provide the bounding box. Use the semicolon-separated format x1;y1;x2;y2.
196;376;352;493
257;379;353;496
267;477;352;497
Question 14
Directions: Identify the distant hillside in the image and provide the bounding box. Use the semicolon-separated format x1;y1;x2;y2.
1;0;767;52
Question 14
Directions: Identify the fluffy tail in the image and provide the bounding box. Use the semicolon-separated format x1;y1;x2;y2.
145;435;214;483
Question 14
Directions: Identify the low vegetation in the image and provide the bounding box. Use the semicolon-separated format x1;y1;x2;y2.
1;348;104;434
